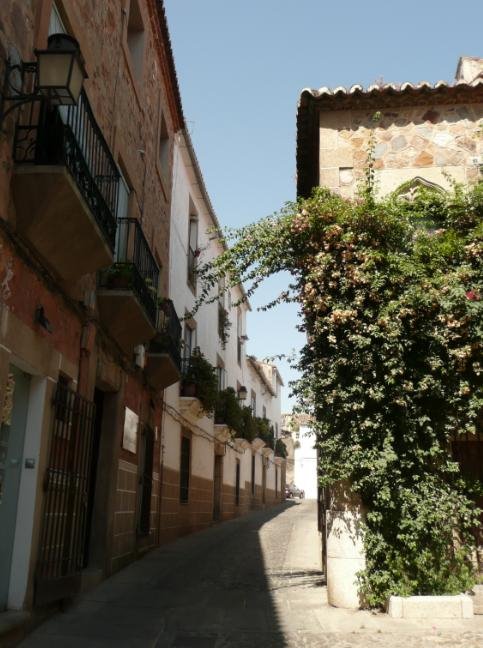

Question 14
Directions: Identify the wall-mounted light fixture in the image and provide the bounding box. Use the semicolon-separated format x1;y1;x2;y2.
0;34;87;131
237;385;248;401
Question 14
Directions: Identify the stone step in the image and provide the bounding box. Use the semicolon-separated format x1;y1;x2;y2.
472;584;483;615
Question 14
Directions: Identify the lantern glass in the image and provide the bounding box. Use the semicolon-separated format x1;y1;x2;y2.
35;34;87;106
238;386;248;401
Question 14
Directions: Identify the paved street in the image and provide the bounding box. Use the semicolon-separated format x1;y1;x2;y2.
21;500;483;647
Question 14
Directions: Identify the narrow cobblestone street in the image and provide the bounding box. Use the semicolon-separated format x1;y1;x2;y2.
20;501;483;647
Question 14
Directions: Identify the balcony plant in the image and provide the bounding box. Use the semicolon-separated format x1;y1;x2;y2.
239;406;258;442
275;438;288;458
181;349;218;415
102;263;133;290
257;419;275;450
215;387;243;433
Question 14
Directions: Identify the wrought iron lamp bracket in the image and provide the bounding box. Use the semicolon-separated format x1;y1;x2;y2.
0;60;39;132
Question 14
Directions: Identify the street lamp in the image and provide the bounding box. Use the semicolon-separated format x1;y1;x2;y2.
36;34;87;105
0;33;87;130
237;385;248;401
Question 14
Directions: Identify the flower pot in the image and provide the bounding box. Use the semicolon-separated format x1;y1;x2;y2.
181;382;196;397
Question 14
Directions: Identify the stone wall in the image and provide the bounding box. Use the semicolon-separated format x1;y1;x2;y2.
319;102;483;198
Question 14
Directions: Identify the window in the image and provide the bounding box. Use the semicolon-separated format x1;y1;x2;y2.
250;390;256;417
117;170;130;221
127;0;145;80
159;112;169;180
49;3;67;35
187;214;198;291
218;276;226;309
275;466;278;495
216;363;226;392
251;454;256;495
235;459;240;507
236;308;242;365
114;169;131;260
262;406;267;420
183;323;195;366
180;435;191;503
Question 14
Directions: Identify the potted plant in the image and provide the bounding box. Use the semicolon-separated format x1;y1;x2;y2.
181;349;218;415
239;406;257;442
256;418;274;449
275;438;287;458
215;387;243;433
103;263;133;290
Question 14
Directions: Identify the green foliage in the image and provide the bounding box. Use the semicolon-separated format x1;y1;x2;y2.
215;387;244;432
182;350;218;415
197;180;483;607
275;438;288;458
240;406;258;441
255;417;275;449
214;391;278;450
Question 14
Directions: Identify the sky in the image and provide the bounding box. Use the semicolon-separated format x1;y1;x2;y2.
164;0;483;412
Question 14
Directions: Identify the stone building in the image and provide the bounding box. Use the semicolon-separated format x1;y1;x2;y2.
0;0;284;617
295;56;483;609
297;56;483;200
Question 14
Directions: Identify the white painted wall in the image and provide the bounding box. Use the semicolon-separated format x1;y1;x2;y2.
293;425;318;499
165;132;283;488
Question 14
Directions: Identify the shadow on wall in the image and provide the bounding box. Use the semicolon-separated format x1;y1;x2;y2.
20;502;307;646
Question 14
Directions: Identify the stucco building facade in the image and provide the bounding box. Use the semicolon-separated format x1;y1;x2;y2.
161;128;284;542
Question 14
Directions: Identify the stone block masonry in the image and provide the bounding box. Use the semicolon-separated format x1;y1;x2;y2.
319;103;483;198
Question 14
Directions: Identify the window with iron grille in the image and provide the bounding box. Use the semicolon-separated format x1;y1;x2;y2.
251;390;256;417
235;459;241;506
180;435;191;503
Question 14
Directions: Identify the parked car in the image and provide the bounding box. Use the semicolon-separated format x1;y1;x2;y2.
285;485;304;499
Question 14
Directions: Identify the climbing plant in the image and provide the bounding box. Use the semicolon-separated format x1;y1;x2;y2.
197;179;483;607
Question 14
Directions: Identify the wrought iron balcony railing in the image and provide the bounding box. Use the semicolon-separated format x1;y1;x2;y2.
13;86;118;251
99;217;159;326
149;299;182;371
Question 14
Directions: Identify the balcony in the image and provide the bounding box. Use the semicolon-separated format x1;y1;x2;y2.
12;89;118;282
97;218;159;352
145;299;182;390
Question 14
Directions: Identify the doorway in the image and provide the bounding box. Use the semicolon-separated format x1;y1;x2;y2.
0;366;31;610
35;381;97;605
213;454;223;521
